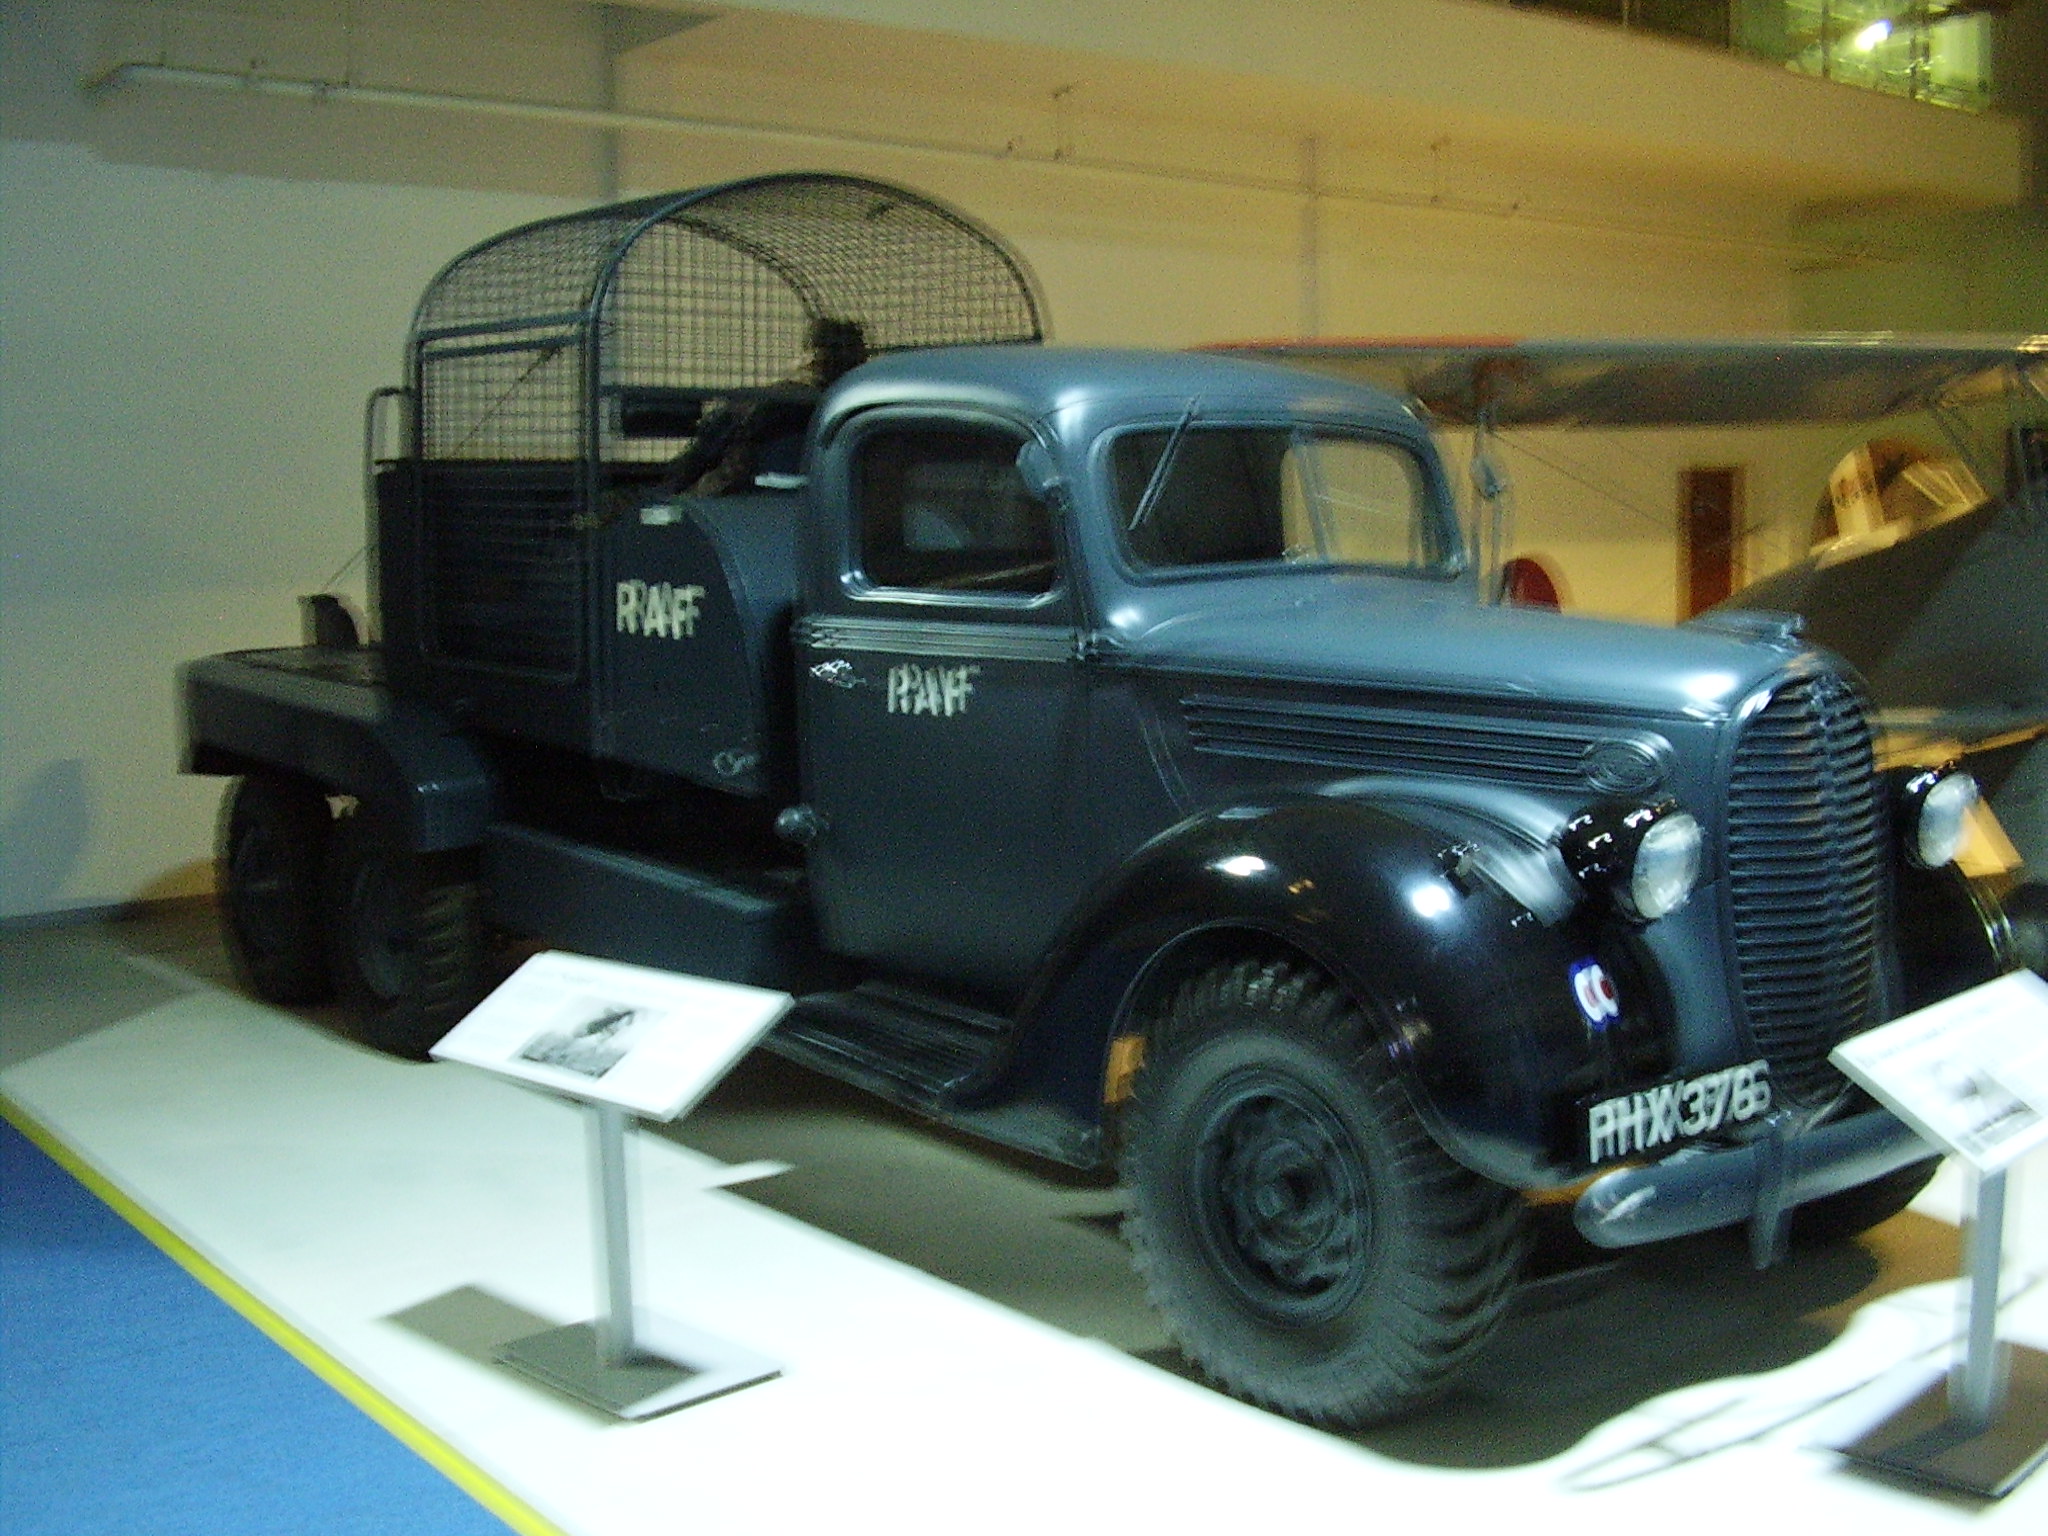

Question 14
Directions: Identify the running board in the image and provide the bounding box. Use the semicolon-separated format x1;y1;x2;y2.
772;983;1009;1103
765;984;1103;1168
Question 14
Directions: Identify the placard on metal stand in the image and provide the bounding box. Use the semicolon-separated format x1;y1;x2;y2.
431;951;794;1420
1828;970;2048;1497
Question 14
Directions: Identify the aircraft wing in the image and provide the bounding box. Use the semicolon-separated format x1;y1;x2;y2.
1212;335;2048;427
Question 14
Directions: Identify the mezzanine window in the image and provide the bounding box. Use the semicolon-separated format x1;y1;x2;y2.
1502;0;1994;111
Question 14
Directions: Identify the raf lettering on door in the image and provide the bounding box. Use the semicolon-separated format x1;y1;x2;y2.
886;663;979;717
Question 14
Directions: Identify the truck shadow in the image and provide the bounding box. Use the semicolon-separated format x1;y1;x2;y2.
668;1046;1966;1469
152;895;1955;1475
1350;1214;1957;1467
80;904;1971;1472
228;963;1964;1472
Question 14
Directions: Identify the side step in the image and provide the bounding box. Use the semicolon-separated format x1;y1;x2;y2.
770;982;1010;1105
483;823;828;991
767;982;1103;1167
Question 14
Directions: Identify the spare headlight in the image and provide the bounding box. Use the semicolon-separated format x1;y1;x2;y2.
1901;766;1978;868
1560;800;1703;923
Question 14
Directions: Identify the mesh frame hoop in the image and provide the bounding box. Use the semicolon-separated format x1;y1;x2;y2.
408;174;1045;466
397;173;1042;682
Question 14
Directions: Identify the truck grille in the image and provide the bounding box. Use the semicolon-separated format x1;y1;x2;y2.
1725;670;1886;1106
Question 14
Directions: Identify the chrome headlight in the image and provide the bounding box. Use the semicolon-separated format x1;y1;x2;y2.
1560;801;1703;923
1901;766;1978;869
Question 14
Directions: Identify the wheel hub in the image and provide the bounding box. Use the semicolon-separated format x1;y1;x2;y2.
345;858;408;1002
1196;1078;1371;1321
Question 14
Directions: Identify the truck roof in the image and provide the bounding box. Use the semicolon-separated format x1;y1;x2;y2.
817;345;1429;440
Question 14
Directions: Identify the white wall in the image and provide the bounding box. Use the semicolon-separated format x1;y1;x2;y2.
0;138;579;913
1;0;590;917
1791;204;2048;331
706;0;2028;207
0;0;2028;918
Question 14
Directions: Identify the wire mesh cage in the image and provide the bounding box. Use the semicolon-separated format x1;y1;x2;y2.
393;173;1045;683
409;173;1047;465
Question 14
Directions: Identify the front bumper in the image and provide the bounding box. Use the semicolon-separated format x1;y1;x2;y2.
1573;1104;1935;1263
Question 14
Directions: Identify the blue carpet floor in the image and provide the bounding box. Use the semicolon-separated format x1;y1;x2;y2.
0;1114;519;1536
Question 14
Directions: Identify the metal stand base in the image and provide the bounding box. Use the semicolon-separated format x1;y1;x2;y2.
491;1100;780;1420
498;1316;780;1421
1837;1345;2048;1499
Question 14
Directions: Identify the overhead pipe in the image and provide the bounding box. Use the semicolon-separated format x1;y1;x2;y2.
86;60;1891;265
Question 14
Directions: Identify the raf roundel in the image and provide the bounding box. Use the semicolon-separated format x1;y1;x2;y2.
1571;959;1621;1026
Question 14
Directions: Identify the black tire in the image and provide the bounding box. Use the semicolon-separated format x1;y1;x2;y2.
323;806;483;1059
1121;958;1523;1426
1790;1156;1942;1246
2004;879;2048;979
216;773;334;1005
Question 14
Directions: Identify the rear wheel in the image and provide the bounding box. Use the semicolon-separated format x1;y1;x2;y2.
1121;958;1523;1426
323;807;483;1059
217;773;333;1004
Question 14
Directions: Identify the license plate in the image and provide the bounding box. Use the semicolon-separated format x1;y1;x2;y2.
1585;1060;1772;1165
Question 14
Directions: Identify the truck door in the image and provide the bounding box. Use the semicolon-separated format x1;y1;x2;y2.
798;412;1083;998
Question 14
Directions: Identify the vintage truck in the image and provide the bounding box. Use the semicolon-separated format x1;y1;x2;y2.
181;173;2030;1426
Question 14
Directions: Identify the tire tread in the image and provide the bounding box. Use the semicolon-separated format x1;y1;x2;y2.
217;773;333;1005
1122;956;1522;1425
324;809;484;1059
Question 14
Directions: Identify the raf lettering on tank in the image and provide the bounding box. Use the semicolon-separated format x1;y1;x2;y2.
887;663;980;717
616;580;705;639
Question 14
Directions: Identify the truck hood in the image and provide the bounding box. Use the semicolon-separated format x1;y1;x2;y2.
1103;574;1795;724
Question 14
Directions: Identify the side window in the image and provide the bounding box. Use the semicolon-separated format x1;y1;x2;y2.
854;423;1057;594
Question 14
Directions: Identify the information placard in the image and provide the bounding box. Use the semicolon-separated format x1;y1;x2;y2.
430;951;792;1122
1831;969;2048;1174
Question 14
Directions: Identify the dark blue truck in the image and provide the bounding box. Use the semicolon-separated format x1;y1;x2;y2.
181;174;2033;1425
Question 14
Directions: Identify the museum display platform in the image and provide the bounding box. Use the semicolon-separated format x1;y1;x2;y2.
4;910;2047;1535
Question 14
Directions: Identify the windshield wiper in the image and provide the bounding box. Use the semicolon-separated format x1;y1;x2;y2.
1130;400;1197;531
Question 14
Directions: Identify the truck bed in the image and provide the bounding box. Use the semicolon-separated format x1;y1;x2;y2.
183;646;496;852
183;644;829;992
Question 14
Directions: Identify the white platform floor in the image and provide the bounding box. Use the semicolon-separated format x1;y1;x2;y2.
4;910;2047;1534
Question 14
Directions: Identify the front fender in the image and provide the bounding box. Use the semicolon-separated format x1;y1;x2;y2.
1008;796;1629;1187
1893;862;2018;1008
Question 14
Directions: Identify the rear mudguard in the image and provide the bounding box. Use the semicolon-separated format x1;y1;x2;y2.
1004;796;1626;1188
182;651;495;853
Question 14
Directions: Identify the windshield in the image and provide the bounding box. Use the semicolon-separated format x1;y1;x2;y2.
1109;424;1451;574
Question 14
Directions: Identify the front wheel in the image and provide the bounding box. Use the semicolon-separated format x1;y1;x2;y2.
323;807;483;1059
1121;958;1523;1426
